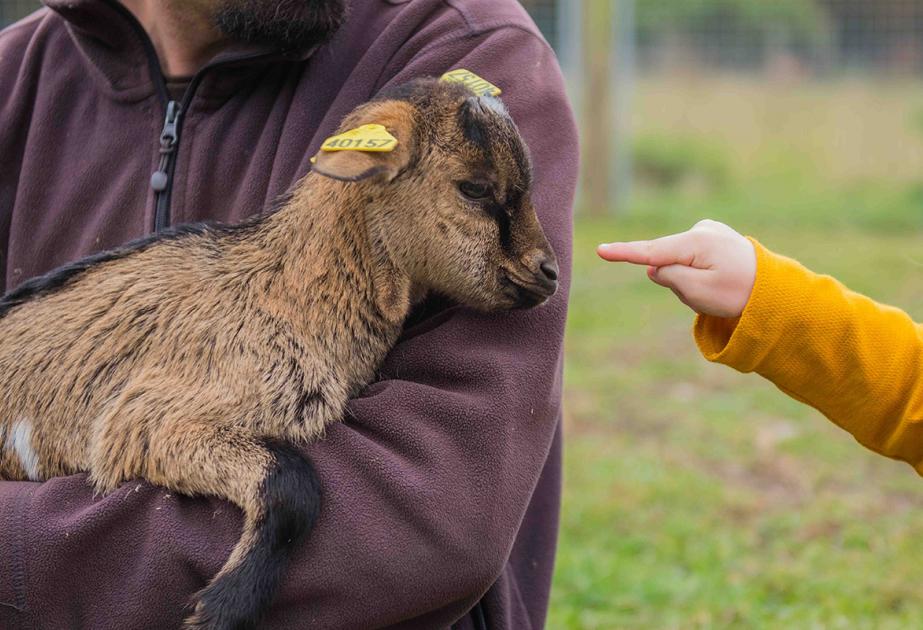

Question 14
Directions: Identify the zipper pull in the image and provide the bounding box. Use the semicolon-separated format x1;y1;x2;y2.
150;101;182;192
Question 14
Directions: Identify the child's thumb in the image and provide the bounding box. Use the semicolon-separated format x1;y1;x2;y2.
648;263;703;293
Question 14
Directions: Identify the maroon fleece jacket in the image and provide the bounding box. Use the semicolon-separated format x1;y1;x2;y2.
0;1;577;628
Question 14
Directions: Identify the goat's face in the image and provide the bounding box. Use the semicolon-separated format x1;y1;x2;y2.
312;79;559;311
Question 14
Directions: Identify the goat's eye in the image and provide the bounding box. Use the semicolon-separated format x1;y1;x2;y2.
458;181;491;201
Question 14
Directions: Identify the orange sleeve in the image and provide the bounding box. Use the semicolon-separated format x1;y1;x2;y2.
694;239;923;473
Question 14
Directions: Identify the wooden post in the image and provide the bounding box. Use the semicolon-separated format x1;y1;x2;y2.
583;0;613;216
611;0;635;211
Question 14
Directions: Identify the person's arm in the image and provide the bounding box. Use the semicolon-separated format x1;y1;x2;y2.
598;220;923;472
0;17;38;296
0;18;577;630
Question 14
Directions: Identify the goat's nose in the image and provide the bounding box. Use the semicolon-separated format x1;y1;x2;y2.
539;259;559;282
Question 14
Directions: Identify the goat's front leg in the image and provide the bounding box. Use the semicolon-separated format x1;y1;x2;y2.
91;391;322;630
172;432;321;630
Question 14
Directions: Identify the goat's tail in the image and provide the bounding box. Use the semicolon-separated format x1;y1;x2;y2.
184;441;322;630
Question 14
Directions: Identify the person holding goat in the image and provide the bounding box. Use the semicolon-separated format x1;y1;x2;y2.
0;0;577;628
599;220;923;472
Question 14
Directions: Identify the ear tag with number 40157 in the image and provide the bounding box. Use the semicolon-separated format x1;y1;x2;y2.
321;124;398;152
440;69;502;97
311;124;398;164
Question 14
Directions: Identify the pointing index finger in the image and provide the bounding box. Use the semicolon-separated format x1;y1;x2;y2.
597;232;698;268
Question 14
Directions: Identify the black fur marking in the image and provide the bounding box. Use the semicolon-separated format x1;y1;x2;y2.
510;140;532;190
81;358;126;405
459;98;491;154
0;217;269;320
462;96;533;196
486;202;513;251
505;186;525;209
0;239;158;319
191;441;321;630
297;388;324;413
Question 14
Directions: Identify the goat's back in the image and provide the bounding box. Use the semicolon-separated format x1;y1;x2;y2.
0;231;283;481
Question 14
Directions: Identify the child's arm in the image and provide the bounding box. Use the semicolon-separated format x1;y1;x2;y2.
598;220;923;472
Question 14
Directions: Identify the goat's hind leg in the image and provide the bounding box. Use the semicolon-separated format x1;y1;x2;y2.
143;419;322;630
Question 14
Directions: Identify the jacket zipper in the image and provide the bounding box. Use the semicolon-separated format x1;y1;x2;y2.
105;0;279;234
142;57;270;233
151;100;182;233
104;0;178;234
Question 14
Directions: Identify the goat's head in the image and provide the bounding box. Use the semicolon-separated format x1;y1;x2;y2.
311;78;559;311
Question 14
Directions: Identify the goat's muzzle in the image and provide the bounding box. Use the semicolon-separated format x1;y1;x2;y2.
502;254;559;309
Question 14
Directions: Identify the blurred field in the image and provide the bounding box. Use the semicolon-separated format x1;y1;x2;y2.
550;76;923;629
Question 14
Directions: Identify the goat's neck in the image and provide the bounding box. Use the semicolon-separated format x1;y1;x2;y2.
264;182;413;336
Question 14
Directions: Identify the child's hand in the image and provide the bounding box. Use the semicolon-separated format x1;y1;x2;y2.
597;220;757;318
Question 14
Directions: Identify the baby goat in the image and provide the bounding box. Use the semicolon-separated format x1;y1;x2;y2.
0;77;558;629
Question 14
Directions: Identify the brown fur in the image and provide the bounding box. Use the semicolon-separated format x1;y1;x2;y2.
0;79;557;629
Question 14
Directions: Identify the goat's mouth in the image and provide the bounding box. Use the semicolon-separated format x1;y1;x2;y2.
500;271;557;310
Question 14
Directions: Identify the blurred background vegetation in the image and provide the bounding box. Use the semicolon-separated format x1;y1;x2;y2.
4;1;923;627
522;0;923;627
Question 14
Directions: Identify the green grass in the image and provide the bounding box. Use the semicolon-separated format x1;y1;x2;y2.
550;78;923;629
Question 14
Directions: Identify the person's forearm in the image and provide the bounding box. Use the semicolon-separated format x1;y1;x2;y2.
695;241;923;469
599;222;923;472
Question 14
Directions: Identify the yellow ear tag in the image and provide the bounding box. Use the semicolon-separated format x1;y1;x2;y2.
440;68;502;97
319;124;398;154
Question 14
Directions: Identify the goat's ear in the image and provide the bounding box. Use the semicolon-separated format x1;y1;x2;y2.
311;101;414;183
312;150;394;182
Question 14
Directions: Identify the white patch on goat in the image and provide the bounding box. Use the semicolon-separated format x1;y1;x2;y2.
480;96;509;117
6;419;40;481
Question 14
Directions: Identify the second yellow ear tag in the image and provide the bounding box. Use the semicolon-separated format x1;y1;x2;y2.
441;69;502;97
320;124;399;153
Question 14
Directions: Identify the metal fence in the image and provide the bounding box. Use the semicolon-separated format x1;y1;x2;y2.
635;0;923;76
8;1;921;211
6;1;923;77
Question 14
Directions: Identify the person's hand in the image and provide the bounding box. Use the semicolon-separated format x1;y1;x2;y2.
596;220;757;318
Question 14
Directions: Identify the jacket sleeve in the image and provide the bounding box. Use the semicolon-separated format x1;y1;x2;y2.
0;16;41;296
0;23;577;630
694;239;923;472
